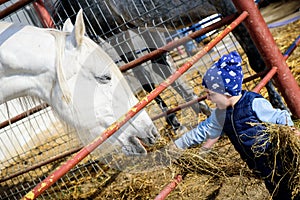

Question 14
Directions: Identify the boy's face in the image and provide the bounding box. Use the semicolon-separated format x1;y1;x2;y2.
206;89;230;109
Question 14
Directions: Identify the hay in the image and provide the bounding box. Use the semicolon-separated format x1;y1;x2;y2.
263;122;300;199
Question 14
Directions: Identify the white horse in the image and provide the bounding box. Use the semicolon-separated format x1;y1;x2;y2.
0;10;159;155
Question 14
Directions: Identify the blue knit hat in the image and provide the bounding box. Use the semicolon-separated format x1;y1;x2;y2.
202;51;243;96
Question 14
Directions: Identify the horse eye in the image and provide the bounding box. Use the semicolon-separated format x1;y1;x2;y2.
95;74;111;84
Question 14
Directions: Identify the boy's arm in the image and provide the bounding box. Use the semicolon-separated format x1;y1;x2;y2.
252;98;294;126
174;109;223;149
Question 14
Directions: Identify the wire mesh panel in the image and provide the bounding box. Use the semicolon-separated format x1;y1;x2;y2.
0;101;81;200
50;0;258;129
0;0;265;199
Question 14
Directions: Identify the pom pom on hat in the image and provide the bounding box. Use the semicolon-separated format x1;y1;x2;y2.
202;51;243;96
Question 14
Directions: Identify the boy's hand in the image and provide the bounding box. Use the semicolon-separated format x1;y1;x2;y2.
166;142;183;155
201;137;220;149
291;127;300;136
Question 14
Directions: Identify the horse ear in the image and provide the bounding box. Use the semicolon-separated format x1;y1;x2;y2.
71;9;86;47
62;18;74;32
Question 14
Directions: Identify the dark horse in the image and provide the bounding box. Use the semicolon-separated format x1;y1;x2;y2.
51;0;286;131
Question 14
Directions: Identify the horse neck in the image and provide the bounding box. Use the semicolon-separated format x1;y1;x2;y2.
0;24;67;104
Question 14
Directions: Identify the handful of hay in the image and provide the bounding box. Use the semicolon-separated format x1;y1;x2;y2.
263;122;300;198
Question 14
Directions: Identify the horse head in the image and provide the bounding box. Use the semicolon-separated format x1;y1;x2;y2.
0;10;159;156
52;10;160;155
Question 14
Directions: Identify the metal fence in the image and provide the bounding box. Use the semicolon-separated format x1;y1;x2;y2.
0;0;263;199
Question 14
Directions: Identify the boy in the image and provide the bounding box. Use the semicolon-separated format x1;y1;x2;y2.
173;51;299;199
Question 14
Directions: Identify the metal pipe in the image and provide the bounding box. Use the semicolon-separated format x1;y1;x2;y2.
32;0;55;28
154;174;183;200
0;103;48;129
253;67;278;93
232;0;300;119
243;70;268;83
22;11;249;200
283;35;300;59
0;0;35;19
119;13;237;72
0;0;10;5
151;95;207;121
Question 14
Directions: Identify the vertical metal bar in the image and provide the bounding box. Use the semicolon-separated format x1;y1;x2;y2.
32;0;54;28
232;0;300;118
22;11;249;200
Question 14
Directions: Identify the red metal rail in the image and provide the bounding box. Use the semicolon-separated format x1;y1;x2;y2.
32;0;54;28
22;10;249;200
154;174;183;200
253;67;278;93
252;34;300;94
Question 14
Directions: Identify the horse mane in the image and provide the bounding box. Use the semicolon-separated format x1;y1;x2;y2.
46;29;103;105
48;29;72;104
